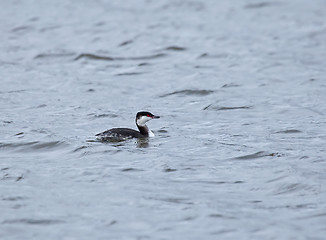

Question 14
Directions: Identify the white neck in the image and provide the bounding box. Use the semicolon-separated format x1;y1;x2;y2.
136;116;155;137
148;129;155;137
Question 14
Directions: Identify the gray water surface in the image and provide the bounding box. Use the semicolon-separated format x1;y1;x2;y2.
1;0;326;239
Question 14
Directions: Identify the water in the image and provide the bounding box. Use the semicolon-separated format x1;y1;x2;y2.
1;0;326;239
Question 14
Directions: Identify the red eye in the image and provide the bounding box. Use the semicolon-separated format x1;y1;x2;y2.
147;114;151;117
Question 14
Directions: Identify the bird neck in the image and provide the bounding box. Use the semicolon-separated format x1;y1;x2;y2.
137;124;149;136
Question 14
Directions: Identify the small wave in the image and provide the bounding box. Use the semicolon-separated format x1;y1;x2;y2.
157;129;168;133
121;168;144;172
198;53;229;59
266;175;288;183
0;89;26;94
138;62;150;66
161;46;187;51
88;113;119;119
232;151;281;160
114;72;145;76
39;25;61;32
74;53;166;61
0;141;68;152
161;1;205;11
154;197;193;205
36;104;47;108
194;65;216;69
118;40;133;47
1;173;24;182
2;121;13;124
34;52;75;59
72;146;88;152
203;104;252;111
273;183;314;195
221;83;240;88
1;167;26;182
2;218;64;225
11;25;33;33
297;212;326;220
244;2;276;9
181;180;244;184
209;214;236;220
275;129;302;134
163;168;177;172
160;89;214;97
2;196;27;201
75;53;114;61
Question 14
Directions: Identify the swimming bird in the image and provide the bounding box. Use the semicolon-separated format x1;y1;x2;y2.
96;111;160;141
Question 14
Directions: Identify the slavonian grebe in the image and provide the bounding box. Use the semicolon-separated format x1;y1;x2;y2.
96;111;160;141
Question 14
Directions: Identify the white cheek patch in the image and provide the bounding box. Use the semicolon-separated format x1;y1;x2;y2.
136;116;152;126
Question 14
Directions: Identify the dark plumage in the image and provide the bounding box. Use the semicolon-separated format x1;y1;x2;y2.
96;128;145;139
96;111;160;141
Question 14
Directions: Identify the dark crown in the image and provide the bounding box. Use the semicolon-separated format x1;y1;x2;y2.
136;111;154;118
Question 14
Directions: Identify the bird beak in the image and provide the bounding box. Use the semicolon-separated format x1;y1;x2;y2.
153;115;160;119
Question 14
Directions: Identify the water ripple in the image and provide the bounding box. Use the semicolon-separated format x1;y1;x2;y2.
275;129;302;134
34;52;75;59
88;113;119;119
74;53;166;61
273;183;315;195
232;151;282;160
161;46;187;51
244;2;278;9
121;168;144;172
0;141;68;152
203;104;252;111
160;89;215;97
2;219;65;225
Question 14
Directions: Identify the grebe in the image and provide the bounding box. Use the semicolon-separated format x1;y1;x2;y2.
96;111;160;141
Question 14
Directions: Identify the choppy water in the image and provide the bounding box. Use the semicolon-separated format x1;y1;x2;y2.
1;0;326;239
